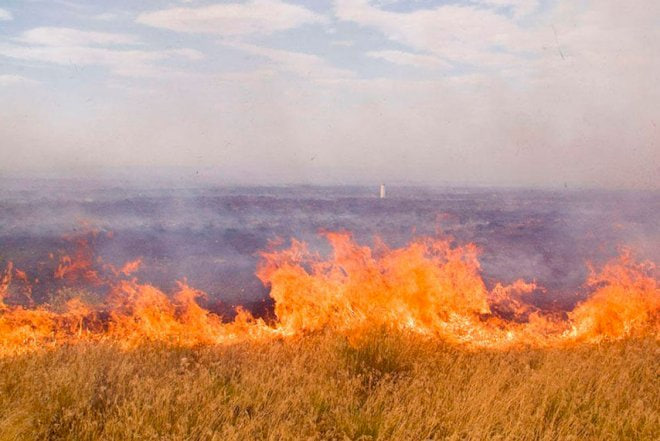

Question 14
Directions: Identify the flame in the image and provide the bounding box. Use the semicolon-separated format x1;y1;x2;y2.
0;262;13;309
258;233;658;347
53;233;102;284
567;250;659;341
118;259;142;276
0;231;657;355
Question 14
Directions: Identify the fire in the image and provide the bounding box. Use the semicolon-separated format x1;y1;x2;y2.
567;250;659;341
117;259;142;276
53;233;102;284
0;231;657;355
258;233;658;347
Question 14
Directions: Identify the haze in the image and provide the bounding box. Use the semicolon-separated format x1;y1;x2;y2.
0;0;658;189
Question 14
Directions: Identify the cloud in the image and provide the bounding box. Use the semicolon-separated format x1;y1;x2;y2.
367;50;450;69
226;42;354;79
92;12;119;21
0;28;203;78
18;27;138;46
330;40;354;47
334;0;544;70
137;0;325;36
0;74;39;86
477;0;539;18
0;8;12;21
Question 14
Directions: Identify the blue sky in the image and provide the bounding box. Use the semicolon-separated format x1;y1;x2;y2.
0;0;658;188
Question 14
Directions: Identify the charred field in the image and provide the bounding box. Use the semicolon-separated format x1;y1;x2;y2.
0;182;658;440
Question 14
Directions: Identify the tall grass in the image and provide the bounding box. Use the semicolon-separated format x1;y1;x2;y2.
0;332;657;440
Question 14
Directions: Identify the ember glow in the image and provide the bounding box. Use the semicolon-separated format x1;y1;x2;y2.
0;232;657;355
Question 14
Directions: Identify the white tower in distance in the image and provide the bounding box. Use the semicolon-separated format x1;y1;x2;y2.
379;184;386;199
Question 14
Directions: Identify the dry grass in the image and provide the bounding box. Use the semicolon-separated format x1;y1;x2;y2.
0;332;658;440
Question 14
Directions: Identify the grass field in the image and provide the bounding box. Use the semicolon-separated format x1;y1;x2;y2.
0;332;657;441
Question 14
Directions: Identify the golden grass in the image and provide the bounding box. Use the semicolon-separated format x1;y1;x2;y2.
0;332;658;441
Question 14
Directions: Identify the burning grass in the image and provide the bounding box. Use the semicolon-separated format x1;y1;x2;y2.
0;332;657;440
1;232;658;355
0;231;658;439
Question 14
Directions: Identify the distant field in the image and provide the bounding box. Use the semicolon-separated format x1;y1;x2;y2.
0;333;657;441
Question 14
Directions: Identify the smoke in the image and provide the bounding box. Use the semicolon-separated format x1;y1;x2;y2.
0;180;657;307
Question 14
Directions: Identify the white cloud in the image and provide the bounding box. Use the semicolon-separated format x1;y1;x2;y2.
137;0;325;36
0;8;12;21
0;74;39;86
227;42;354;79
0;28;203;78
18;27;138;46
334;0;545;70
330;40;354;47
0;44;203;77
92;12;119;21
370;0;539;18
367;50;450;69
477;0;539;18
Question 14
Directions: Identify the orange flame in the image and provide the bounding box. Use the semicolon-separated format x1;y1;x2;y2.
258;233;658;347
53;234;102;284
567;250;659;341
0;231;657;355
0;262;13;309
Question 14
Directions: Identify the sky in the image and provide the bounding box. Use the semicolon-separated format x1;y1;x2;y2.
0;0;658;188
